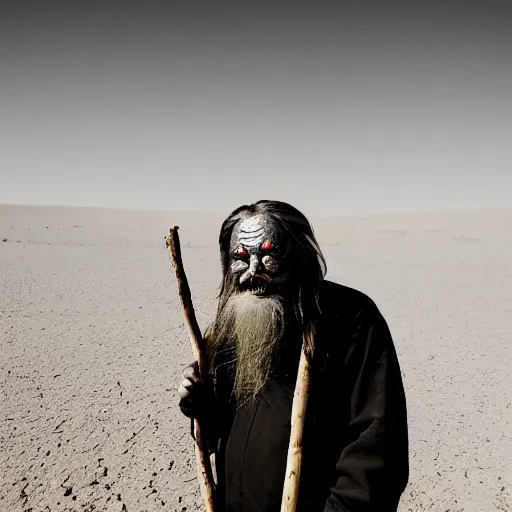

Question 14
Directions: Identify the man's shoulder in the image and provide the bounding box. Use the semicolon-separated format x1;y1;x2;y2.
318;279;379;319
317;280;392;361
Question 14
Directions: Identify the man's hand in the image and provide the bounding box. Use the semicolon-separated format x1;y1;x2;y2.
178;361;205;419
178;361;220;450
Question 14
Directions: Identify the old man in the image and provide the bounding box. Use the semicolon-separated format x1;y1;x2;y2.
178;200;409;511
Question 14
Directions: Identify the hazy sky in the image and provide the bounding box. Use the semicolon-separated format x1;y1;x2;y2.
1;2;511;215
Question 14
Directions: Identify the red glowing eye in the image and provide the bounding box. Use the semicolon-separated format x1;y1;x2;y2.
235;246;248;256
261;240;273;251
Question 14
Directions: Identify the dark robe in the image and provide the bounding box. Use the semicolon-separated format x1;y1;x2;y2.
203;280;409;511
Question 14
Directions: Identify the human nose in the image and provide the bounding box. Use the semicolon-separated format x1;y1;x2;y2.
239;253;260;284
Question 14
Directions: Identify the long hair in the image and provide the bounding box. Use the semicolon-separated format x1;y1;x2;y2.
215;200;327;362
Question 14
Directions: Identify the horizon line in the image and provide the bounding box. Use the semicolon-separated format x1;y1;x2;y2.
1;202;511;219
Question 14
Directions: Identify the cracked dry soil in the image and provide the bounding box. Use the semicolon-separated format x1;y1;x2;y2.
1;206;511;512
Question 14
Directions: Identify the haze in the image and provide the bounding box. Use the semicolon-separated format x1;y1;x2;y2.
1;2;511;216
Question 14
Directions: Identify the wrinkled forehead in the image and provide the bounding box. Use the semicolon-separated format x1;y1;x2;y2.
230;214;281;251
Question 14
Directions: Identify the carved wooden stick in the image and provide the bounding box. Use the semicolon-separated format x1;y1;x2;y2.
165;226;216;512
280;343;312;511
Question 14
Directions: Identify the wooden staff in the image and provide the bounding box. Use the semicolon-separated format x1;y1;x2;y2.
280;343;312;511
165;226;216;512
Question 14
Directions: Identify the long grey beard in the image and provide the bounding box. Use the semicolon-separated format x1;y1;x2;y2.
211;292;286;405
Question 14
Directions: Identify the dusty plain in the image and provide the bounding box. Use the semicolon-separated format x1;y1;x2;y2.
1;204;511;512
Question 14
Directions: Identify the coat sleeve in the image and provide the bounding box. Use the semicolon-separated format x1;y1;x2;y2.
323;305;409;512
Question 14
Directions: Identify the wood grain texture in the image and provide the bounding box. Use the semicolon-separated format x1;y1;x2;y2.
280;345;312;511
165;227;217;512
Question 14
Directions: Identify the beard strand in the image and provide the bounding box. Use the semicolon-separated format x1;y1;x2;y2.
210;291;287;405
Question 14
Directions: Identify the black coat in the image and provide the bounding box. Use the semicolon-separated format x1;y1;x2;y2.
204;280;409;511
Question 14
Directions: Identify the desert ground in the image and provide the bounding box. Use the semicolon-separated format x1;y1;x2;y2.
1;204;511;512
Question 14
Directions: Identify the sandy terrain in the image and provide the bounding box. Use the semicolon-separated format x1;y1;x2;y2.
1;204;511;512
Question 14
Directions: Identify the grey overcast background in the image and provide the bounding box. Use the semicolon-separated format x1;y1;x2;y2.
0;1;511;216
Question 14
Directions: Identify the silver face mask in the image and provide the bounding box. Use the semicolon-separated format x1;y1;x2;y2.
228;214;291;295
